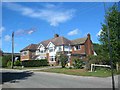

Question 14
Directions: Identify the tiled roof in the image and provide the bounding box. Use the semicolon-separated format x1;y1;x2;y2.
38;36;73;47
20;44;38;52
51;37;73;46
40;39;51;47
20;35;89;51
71;37;87;45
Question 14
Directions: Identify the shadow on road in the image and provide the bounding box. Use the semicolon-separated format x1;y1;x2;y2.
1;71;34;84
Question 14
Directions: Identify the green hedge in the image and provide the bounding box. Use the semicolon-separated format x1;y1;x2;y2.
22;59;48;67
14;60;22;66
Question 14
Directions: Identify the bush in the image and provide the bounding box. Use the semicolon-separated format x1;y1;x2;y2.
22;59;48;67
2;55;12;67
73;58;83;69
7;61;12;67
58;54;68;68
14;60;22;66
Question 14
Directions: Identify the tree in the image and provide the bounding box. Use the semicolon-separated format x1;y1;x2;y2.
59;54;68;68
93;43;102;55
99;3;120;66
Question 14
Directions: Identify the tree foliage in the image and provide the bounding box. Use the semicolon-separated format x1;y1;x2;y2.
2;55;12;67
99;3;120;64
59;54;68;68
93;43;102;55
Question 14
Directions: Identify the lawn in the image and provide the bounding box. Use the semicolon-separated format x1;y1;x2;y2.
37;68;119;77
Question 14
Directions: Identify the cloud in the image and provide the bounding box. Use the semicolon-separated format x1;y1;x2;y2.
68;28;79;36
4;35;11;41
4;3;75;27
0;26;5;35
15;28;36;36
96;29;102;36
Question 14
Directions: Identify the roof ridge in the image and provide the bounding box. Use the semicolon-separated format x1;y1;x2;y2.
71;36;87;41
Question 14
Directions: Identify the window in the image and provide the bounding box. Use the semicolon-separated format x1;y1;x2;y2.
40;50;44;53
65;46;69;49
58;47;62;51
49;47;54;52
40;49;45;53
21;51;28;56
75;45;80;50
50;56;55;61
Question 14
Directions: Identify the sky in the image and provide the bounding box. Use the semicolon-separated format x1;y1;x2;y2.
1;2;115;53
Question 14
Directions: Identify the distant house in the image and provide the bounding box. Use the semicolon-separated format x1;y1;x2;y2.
0;50;3;56
20;33;94;66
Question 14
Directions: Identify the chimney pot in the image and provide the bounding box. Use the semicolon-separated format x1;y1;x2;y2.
87;33;90;39
54;34;59;38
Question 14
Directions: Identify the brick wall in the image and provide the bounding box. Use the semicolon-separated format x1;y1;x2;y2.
46;53;49;62
0;52;3;56
84;34;94;56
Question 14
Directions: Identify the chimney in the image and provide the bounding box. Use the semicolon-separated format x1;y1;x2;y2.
54;34;59;38
87;33;91;40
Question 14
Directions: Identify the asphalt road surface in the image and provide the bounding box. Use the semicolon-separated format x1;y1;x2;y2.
0;69;119;88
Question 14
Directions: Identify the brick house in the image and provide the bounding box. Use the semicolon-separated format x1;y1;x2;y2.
20;33;94;65
20;44;38;61
0;50;3;56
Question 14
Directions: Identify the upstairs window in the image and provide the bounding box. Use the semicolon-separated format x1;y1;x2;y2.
49;47;54;52
40;50;45;53
75;45;81;50
21;51;28;56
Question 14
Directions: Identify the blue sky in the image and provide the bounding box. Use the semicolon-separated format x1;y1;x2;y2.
1;2;115;53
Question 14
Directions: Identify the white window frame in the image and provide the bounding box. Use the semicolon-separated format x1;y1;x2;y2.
75;45;81;50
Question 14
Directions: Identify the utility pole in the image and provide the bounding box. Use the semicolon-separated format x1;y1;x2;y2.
103;3;115;90
11;32;14;69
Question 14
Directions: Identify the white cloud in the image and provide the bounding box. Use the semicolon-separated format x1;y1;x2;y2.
27;30;34;34
15;28;36;36
4;3;75;27
0;26;5;35
4;35;11;41
68;28;79;36
97;29;102;36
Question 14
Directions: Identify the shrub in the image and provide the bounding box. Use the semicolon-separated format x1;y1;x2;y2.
58;54;68;68
22;59;48;67
7;61;12;67
2;55;12;67
69;67;72;69
14;60;22;66
73;58;83;69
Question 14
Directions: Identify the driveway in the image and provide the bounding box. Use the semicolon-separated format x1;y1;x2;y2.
0;69;119;88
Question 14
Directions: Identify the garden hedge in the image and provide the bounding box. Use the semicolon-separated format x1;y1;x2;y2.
22;59;48;67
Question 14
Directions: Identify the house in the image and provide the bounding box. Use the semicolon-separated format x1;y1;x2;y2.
20;33;94;66
0;49;3;56
20;44;38;61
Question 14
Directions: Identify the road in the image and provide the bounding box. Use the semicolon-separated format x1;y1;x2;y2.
0;69;119;88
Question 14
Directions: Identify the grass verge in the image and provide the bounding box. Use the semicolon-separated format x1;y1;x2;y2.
36;68;119;77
